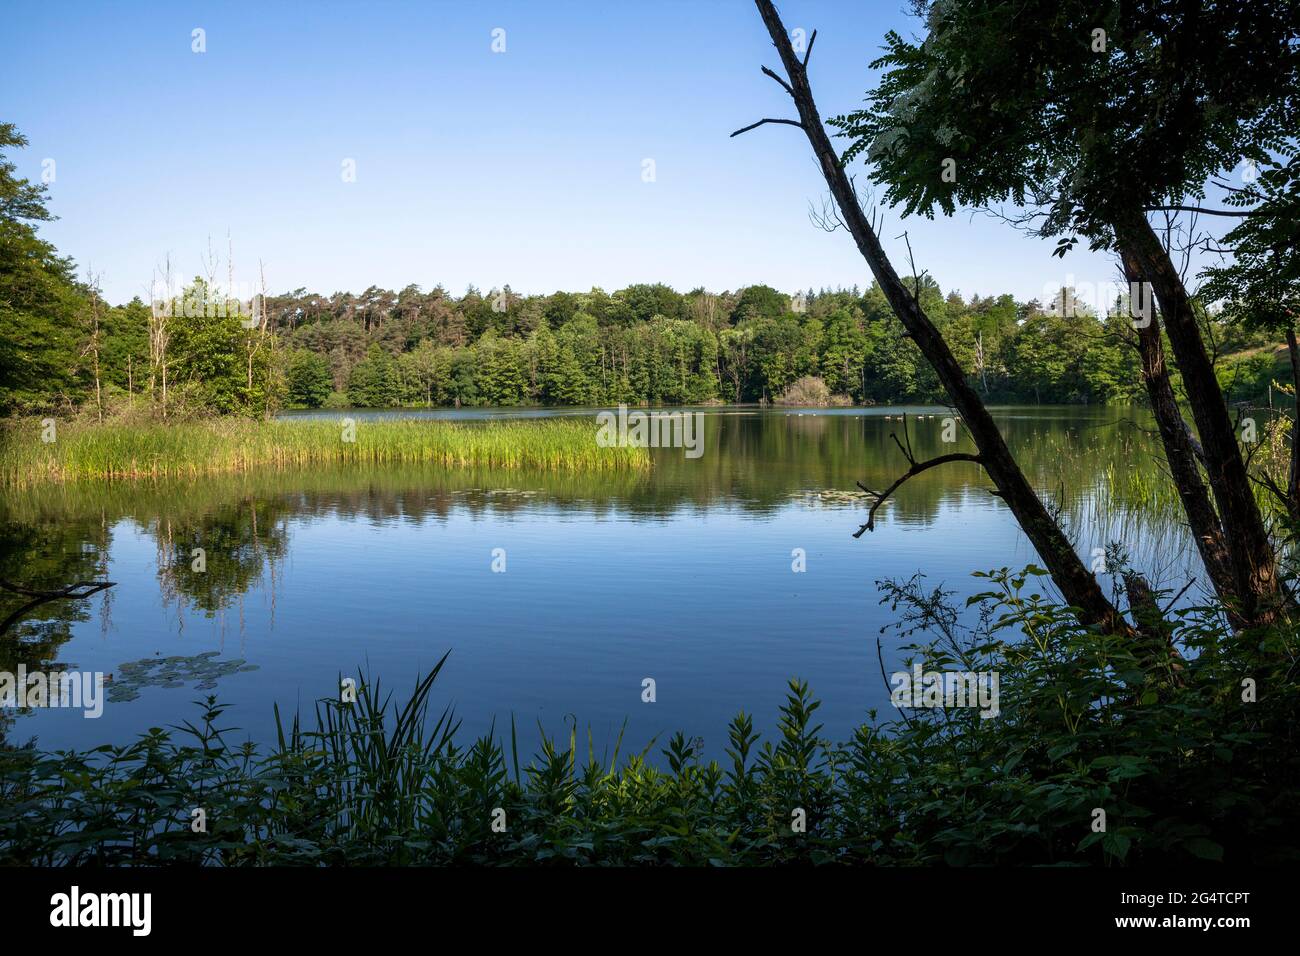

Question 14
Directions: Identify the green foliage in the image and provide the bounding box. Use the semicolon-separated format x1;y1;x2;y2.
1200;153;1300;330
4;84;1291;419
346;344;401;408
831;1;1298;243
285;351;333;409
0;124;87;412
730;284;788;324
2;569;1295;865
819;309;869;399
1215;348;1290;407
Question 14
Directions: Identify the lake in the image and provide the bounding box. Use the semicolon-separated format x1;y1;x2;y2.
1;405;1197;756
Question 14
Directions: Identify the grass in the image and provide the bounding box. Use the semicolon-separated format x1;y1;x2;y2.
0;417;650;485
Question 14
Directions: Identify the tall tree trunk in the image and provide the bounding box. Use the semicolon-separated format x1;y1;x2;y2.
1286;325;1300;521
747;0;1127;634
1119;249;1239;619
1114;212;1285;624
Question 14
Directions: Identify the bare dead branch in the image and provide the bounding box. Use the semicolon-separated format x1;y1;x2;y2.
855;414;981;535
761;65;795;96
1161;578;1197;615
809;194;845;233
730;117;804;137
898;231;925;304
854;453;982;537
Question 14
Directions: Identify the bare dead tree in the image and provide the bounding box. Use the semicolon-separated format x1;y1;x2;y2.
227;232;234;316
149;255;173;419
202;234;219;287
257;259;277;418
81;268;104;422
974;330;988;395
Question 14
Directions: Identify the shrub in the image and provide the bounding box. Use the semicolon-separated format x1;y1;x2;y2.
774;376;851;407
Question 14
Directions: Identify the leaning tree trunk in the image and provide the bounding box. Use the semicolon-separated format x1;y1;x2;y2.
1119;249;1241;623
744;0;1127;634
1286;326;1300;522
1115;212;1285;625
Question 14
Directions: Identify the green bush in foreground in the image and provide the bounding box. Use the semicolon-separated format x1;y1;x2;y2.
1;568;1296;866
0;417;649;485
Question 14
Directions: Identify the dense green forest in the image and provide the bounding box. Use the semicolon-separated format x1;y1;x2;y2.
2;124;1287;418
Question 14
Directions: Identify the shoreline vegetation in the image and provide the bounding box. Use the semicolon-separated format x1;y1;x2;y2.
0;417;650;486
3;570;1296;866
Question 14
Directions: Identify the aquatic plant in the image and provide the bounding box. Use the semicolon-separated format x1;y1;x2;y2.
0;417;650;486
107;653;259;703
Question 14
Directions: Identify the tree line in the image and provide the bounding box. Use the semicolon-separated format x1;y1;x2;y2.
1;122;1284;419
270;278;1166;411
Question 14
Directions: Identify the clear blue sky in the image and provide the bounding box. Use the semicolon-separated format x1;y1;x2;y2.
5;0;1136;307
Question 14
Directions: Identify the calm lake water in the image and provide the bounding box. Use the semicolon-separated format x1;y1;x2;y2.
2;405;1198;756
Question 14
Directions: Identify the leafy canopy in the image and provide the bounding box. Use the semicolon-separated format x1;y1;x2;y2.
831;0;1299;247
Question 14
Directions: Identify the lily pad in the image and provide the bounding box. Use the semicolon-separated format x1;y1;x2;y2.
107;652;259;702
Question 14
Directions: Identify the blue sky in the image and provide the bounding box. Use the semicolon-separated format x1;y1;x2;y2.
6;0;1136;307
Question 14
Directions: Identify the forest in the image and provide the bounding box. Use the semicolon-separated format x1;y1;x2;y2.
1;124;1287;419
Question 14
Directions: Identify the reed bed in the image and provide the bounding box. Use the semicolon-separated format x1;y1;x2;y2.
0;417;650;485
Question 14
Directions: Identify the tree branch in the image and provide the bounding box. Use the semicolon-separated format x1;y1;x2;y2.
0;578;116;637
855;418;980;537
761;65;795;96
730;117;805;138
0;578;115;600
855;453;982;537
802;29;817;67
1144;205;1253;218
